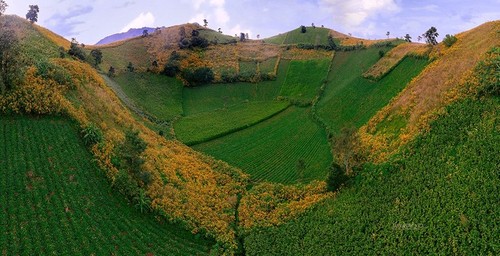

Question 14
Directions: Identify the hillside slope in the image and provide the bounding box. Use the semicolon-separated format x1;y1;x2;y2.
96;27;156;45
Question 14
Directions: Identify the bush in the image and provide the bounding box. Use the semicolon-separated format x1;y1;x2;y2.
443;34;457;47
182;67;214;86
326;163;347;192
81;123;103;147
112;169;140;199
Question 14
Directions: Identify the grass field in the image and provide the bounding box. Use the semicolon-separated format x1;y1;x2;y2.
174;101;289;145
113;72;184;120
194;107;332;184
244;96;500;255
182;60;290;115
260;57;278;74
317;48;428;132
280;59;331;103
0;116;212;255
98;37;151;73
265;27;331;46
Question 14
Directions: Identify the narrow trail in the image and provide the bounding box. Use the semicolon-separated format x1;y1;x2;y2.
100;74;171;129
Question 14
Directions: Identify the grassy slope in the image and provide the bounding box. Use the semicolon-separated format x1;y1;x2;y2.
317;47;428;132
194;107;332;184
98;37;152;73
244;96;499;255
182;60;290;115
0;116;211;255
265;27;331;45
174;101;289;145
280;58;331;102
112;72;184;120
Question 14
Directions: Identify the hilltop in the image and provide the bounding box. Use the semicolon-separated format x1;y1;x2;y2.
1;14;498;255
96;27;157;45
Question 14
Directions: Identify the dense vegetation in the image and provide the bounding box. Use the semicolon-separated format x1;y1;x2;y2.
317;47;428;132
175;101;289;145
195;107;332;184
0;116;212;255
244;95;499;255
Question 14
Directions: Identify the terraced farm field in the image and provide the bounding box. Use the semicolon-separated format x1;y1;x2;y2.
0;116;211;255
175;101;289;145
317;48;428;132
194;107;332;184
113;72;184;120
182;60;290;115
280;59;331;102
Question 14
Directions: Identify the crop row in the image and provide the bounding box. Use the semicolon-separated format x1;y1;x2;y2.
194;107;332;184
0;116;211;255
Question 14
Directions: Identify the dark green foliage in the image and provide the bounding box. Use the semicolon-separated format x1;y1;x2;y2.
182;67;214;86
190;36;209;48
90;49;103;67
443;34;458;47
81;123;103;147
34;60;74;88
474;47;499;97
108;66;115;77
327;35;338;50
379;50;385;58
25;5;39;23
179;31;209;49
423;26;439;45
0;116;212;255
113;169;140;199
68;39;86;61
58;46;65;58
127;61;134;72
300;25;306;33
245;96;500;255
162;51;181;77
404;34;412;42
326;162;347;192
0;1;7;16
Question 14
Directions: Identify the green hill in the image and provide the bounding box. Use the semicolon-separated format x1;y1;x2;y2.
0;116;212;255
265;26;340;45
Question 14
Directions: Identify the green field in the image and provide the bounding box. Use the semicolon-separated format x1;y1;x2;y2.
259;57;278;74
198;29;236;44
182;60;290;115
194;107;332;184
280;59;331;103
113;72;184;120
0;116;212;255
317;48;428;132
244;97;500;255
99;37;151;72
175;101;289;145
265;27;331;46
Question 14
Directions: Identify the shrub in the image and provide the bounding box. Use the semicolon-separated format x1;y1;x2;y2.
81;123;103;147
443;34;457;47
182;67;214;86
112;169;140;199
326;163;347;192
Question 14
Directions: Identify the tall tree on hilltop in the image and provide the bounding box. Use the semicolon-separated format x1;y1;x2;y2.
26;5;39;23
386;31;390;39
203;19;208;27
423;26;439;45
0;0;7;16
404;34;412;42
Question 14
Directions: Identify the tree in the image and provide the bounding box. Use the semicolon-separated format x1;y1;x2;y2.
240;33;245;42
90;49;103;67
68;38;86;61
386;31;390;39
203;19;208;27
218;28;222;33
443;34;457;47
257;34;260;39
311;23;315;28
327;35;337;50
26;5;39;23
0;0;7;16
142;29;149;37
127;62;134;72
331;125;365;176
423;26;439;45
245;33;249;39
404;34;412;42
108;66;115;77
301;25;307;33
326;162;347;192
417;35;422;42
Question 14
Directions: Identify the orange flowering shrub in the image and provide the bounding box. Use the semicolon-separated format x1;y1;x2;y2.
238;181;332;231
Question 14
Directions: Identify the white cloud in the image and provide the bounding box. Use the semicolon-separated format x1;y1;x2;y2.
321;0;400;27
189;13;207;24
214;7;230;24
209;0;225;7
121;12;155;32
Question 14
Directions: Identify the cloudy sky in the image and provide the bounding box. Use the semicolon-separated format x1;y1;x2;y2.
4;0;500;44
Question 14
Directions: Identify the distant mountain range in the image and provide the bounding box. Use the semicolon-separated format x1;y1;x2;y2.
96;27;157;45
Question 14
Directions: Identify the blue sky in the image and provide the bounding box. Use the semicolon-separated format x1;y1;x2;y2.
4;0;500;44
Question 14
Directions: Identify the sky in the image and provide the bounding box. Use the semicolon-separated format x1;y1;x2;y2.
3;0;500;44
